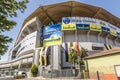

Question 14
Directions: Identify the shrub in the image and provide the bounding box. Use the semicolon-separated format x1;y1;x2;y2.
30;64;38;77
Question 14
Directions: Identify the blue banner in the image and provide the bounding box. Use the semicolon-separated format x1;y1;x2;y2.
43;24;62;46
76;24;90;30
102;27;110;34
117;32;120;38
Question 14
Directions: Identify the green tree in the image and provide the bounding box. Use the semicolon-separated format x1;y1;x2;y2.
79;47;88;71
70;47;88;76
31;64;38;77
0;0;28;55
70;48;78;76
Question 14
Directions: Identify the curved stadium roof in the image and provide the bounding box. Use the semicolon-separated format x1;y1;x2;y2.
23;1;120;28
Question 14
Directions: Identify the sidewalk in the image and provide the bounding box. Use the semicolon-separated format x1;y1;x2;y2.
25;77;97;80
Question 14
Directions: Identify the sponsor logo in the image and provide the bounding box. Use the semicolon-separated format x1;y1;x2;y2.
63;17;70;24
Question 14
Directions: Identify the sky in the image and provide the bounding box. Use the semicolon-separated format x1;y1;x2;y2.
1;0;120;62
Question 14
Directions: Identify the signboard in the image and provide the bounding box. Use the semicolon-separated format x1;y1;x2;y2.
62;23;76;30
117;32;120;38
110;29;117;36
76;24;90;30
43;24;62;46
90;24;101;32
62;17;120;37
102;27;110;34
115;65;120;77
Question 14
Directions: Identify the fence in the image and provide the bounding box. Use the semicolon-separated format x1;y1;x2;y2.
42;69;105;80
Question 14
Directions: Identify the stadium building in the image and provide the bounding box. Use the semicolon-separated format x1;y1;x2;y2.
0;1;120;78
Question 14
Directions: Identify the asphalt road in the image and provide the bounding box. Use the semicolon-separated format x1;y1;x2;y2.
0;77;40;80
0;77;14;80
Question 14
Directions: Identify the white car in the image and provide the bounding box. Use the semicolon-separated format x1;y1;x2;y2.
14;71;27;79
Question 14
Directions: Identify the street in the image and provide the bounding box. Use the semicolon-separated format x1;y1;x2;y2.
0;77;42;80
0;77;14;80
0;77;97;80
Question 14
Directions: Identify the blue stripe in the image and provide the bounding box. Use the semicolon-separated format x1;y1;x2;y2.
42;56;44;65
65;43;68;62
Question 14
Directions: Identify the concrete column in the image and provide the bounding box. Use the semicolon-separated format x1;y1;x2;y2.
97;32;102;43
58;45;61;70
52;45;61;70
87;31;90;42
105;35;110;44
36;17;43;47
114;38;118;46
36;17;42;32
33;49;40;66
50;46;53;70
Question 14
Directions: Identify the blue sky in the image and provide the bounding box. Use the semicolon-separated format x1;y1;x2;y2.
1;0;120;61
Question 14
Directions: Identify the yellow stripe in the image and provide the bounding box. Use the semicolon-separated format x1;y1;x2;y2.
106;44;113;50
67;42;71;62
106;44;110;50
10;63;13;69
18;60;22;69
110;45;112;49
44;47;48;66
40;47;43;66
73;42;76;50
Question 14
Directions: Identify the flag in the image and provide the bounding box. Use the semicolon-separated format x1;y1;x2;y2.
64;42;76;62
40;47;50;66
40;47;44;66
76;40;80;56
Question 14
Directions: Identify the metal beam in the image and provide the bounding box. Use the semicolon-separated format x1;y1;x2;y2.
40;6;55;24
26;26;32;34
93;8;101;17
70;1;73;16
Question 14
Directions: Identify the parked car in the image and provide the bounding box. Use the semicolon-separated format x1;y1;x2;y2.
14;71;27;79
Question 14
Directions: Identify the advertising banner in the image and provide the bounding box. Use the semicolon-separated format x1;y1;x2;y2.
62;23;76;30
102;27;110;34
76;24;90;30
43;24;62;46
62;17;120;37
117;32;120;38
90;24;101;32
110;29;117;36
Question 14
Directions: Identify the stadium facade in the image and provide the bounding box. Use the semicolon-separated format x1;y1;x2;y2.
0;1;120;77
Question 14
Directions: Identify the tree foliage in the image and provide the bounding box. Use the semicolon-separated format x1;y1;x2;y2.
31;64;38;77
70;47;88;76
70;47;88;65
79;47;88;65
0;0;28;55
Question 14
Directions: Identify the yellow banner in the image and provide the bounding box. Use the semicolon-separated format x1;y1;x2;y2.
62;23;76;30
110;29;117;36
43;37;62;46
90;24;101;32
